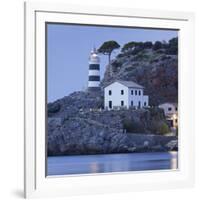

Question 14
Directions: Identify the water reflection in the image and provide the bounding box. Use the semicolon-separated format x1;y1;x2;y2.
90;162;105;173
170;152;178;169
47;152;178;176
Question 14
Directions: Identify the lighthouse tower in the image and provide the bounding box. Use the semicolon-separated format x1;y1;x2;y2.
88;47;100;91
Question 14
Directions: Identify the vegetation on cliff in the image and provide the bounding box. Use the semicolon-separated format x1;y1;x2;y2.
101;37;178;105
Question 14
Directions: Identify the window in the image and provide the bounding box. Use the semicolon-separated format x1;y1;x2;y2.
138;101;141;108
109;101;112;109
131;101;133;106
139;90;141;96
121;101;124;106
168;107;172;111
135;90;137;95
121;90;124;95
175;119;178;123
175;107;178;111
144;102;146;106
108;90;112;95
131;90;133;95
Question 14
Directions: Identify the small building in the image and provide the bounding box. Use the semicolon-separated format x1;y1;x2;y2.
104;80;149;110
158;102;178;128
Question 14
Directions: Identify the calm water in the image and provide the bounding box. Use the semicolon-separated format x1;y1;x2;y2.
47;152;178;176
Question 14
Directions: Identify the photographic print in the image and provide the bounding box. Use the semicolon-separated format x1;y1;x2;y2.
46;23;178;176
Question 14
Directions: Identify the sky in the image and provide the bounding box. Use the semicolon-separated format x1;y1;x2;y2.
47;23;178;102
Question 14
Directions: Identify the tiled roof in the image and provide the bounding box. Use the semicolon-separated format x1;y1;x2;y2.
104;80;144;89
116;80;144;88
159;102;178;106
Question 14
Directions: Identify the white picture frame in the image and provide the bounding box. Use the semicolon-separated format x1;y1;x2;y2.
24;1;195;198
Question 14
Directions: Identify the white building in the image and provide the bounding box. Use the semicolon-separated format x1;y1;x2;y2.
158;102;178;128
104;80;149;110
88;47;100;91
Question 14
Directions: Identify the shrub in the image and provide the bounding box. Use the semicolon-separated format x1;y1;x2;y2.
153;41;162;50
158;122;170;135
150;58;159;63
156;49;165;54
176;127;178;136
112;60;122;72
48;103;61;114
148;120;159;133
132;45;145;55
112;60;121;67
161;55;170;61
166;47;178;55
122;118;145;133
134;51;150;61
121;41;137;52
166;37;178;55
143;41;153;49
147;107;165;120
148;120;169;135
116;53;124;58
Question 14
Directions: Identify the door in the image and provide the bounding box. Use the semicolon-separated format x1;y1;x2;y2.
109;101;112;109
138;101;141;108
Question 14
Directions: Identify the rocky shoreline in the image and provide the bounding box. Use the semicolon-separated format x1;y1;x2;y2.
48;112;178;156
48;125;177;156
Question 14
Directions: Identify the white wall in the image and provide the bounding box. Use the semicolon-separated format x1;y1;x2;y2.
159;103;178;116
1;0;199;200
104;82;129;109
143;95;149;107
128;88;148;107
104;82;148;109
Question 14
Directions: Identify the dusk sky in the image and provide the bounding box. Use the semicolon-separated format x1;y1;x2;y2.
47;24;178;102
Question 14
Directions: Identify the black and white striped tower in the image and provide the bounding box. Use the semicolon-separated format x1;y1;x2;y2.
88;47;100;91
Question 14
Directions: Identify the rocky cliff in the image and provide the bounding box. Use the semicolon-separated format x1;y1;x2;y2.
48;91;104;118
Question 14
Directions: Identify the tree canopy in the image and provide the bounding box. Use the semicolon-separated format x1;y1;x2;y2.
143;41;153;49
166;37;178;54
121;41;137;52
98;40;120;63
153;41;162;50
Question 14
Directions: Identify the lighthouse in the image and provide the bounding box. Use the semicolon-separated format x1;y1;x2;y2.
88;47;100;91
